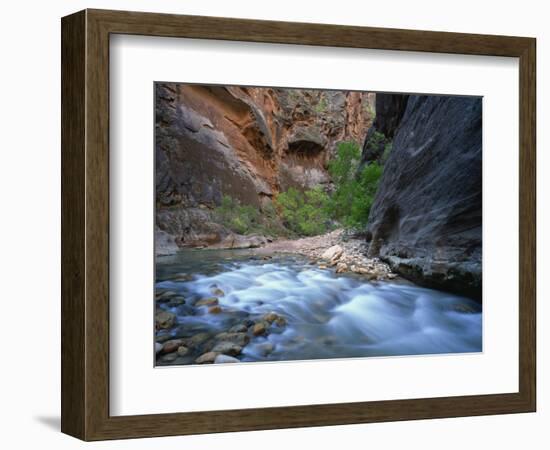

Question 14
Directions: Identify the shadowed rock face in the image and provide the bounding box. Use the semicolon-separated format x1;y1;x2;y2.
361;93;409;165
155;83;373;249
366;95;482;300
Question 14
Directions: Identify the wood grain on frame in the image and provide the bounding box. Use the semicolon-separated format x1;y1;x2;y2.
61;8;536;441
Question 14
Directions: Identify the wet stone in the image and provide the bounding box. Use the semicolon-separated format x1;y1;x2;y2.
228;323;248;333
252;322;268;336
195;352;219;364
195;297;219;307
208;305;222;314
184;332;211;348
176;346;189;356
214;332;250;347
214;354;240;363
162;339;184;354
211;341;242;356
159;352;178;363
167;296;186;306
155;310;176;330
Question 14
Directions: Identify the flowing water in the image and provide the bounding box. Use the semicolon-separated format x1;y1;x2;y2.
155;249;482;365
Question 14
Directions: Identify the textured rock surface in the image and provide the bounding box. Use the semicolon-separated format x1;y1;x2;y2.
365;95;482;300
155;83;374;249
361;93;409;165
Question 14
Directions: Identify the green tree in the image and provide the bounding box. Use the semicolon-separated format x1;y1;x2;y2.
276;187;330;236
327;141;383;228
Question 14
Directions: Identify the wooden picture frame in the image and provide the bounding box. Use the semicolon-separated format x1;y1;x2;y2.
61;8;536;441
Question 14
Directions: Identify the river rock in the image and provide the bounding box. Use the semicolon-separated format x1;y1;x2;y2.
162;339;184;354
159;352;178;363
210;287;225;297
214;332;250;347
256;342;275;356
176;346;189;356
155;290;177;301
195;352;219;364
195;297;218;307
155;311;176;330
336;262;348;273
365;95;482;300
228;323;248;333
171;273;194;281
252;322;268;336
211;341;243;356
214;354;240;364
167;296;186;306
184;332;211;348
321;245;343;262
155;343;163;354
208;305;222;314
215;233;268;250
262;312;280;324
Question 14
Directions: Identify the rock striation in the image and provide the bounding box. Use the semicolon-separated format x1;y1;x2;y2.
365;95;482;300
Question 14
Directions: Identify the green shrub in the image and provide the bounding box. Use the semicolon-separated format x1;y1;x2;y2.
214;195;289;237
214;141;383;238
214;195;260;235
327;141;383;228
314;96;328;113
276;187;330;236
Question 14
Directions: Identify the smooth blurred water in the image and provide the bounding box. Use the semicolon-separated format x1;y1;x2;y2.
156;249;482;363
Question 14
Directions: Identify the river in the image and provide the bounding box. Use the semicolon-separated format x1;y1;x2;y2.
155;249;482;365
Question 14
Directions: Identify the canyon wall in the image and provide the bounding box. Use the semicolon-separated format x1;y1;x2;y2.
365;94;482;300
155;83;373;248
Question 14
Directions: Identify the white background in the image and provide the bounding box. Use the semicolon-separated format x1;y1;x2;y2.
0;0;547;449
110;35;518;416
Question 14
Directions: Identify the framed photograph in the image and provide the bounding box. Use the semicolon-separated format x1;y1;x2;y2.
61;9;536;440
